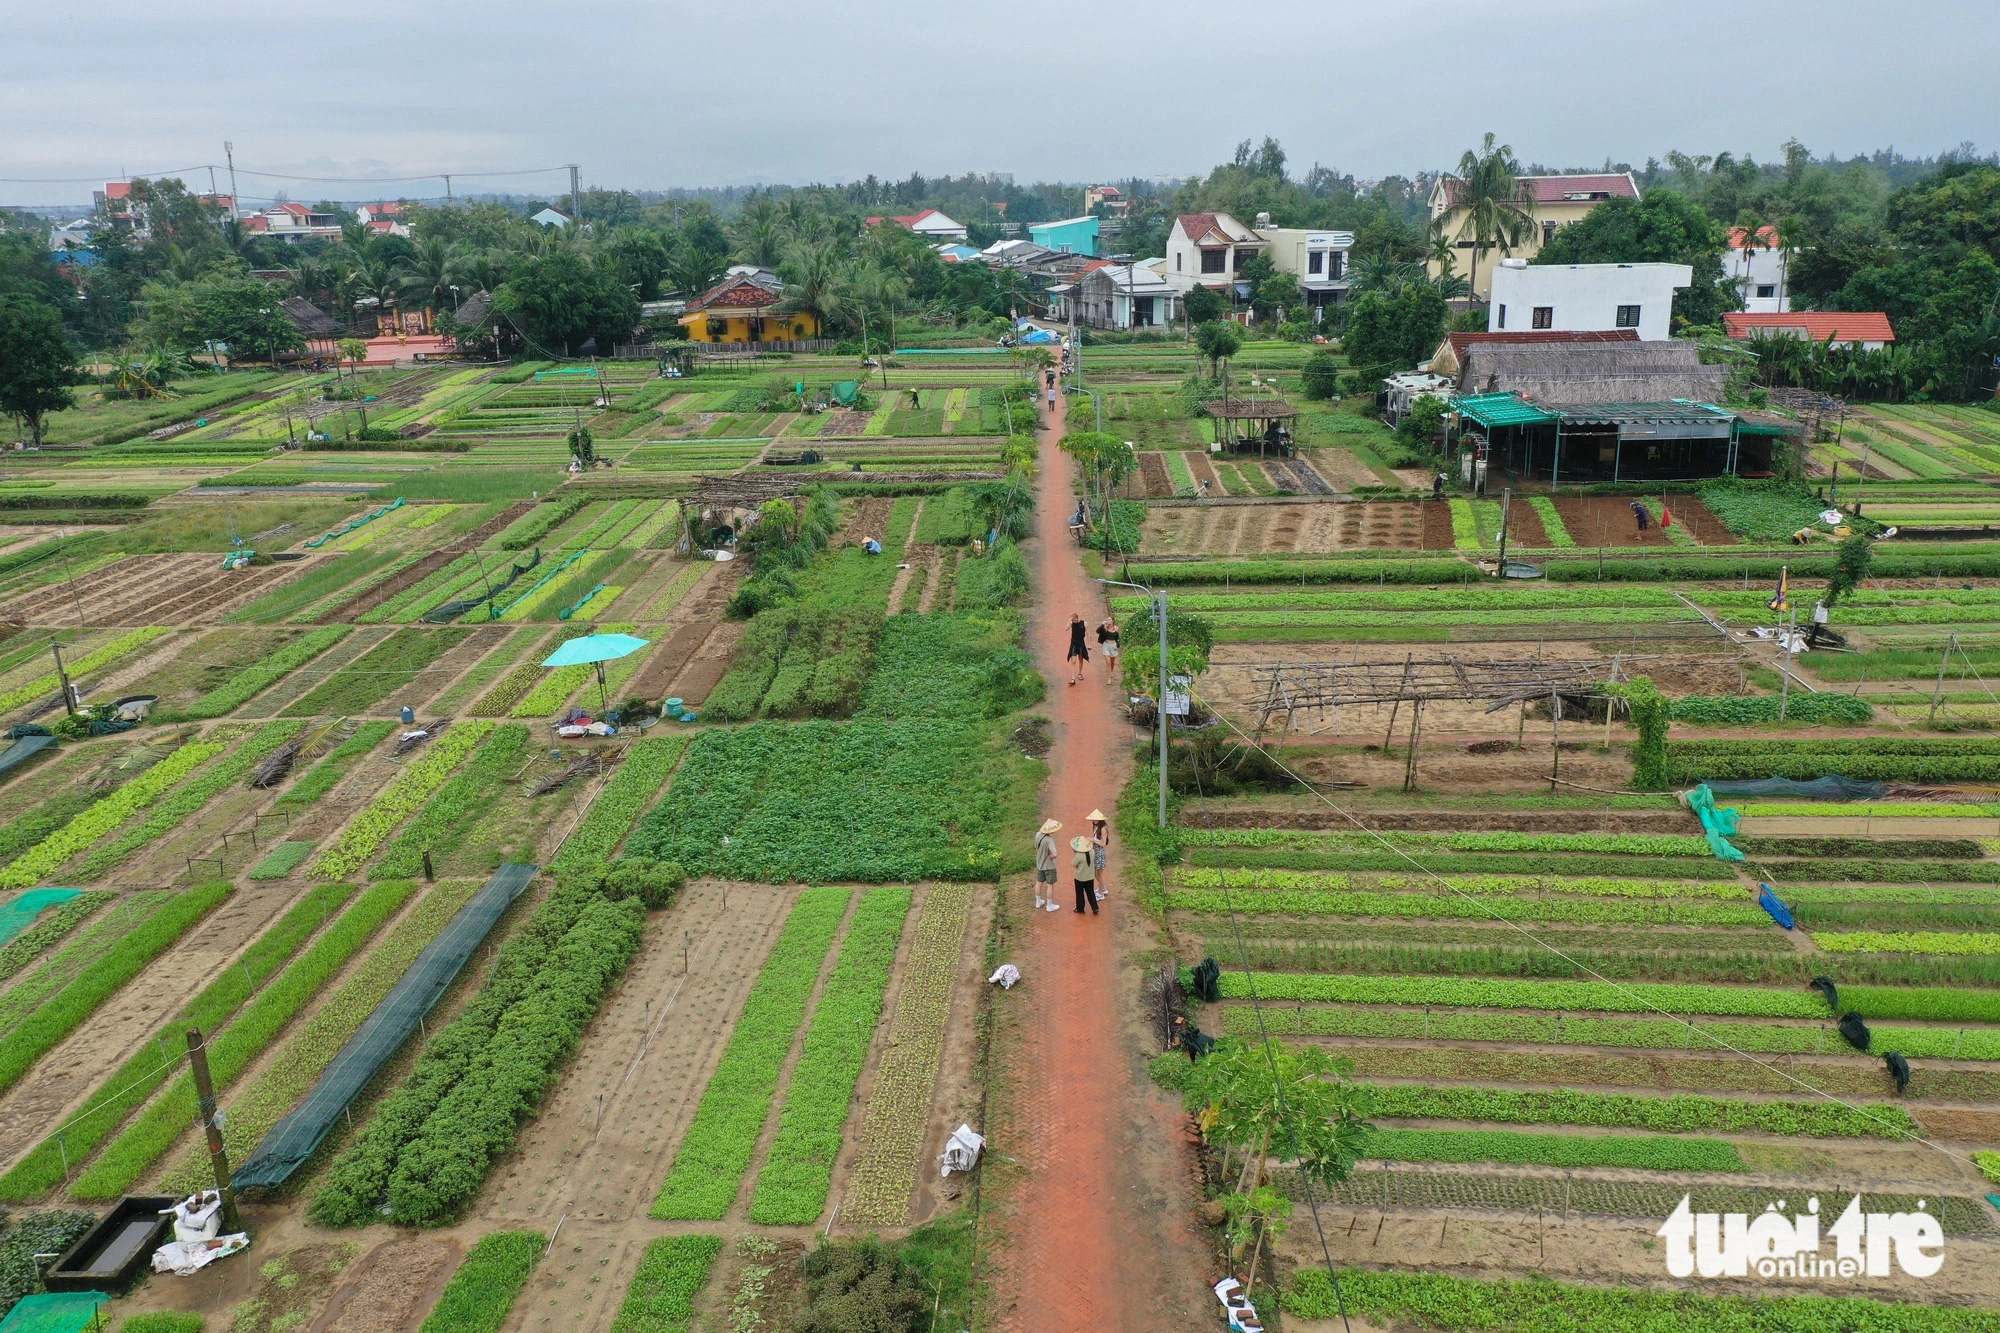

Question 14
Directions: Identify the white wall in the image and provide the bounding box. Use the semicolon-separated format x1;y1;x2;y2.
1486;262;1690;341
1722;246;1791;313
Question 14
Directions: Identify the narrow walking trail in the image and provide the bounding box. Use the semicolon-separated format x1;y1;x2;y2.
982;389;1210;1331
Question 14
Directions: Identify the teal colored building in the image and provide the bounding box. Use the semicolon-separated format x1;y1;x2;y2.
1029;215;1100;257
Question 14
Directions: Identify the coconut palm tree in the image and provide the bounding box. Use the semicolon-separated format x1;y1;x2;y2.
1446;133;1534;299
731;200;785;267
396;237;459;314
779;238;845;331
1427;224;1457;285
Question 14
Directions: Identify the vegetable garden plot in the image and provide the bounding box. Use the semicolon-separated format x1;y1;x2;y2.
279;626;472;717
236;863;538;1190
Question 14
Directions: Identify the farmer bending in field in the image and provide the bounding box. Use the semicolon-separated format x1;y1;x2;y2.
1630;500;1650;533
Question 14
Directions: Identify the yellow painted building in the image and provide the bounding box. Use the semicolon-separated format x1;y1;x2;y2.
678;275;822;344
1427;172;1639;299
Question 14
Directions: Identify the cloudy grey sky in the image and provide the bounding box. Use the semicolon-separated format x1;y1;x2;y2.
4;0;1995;208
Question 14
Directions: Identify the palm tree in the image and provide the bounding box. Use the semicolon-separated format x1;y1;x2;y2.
731;200;785;267
1446;133;1534;299
396;237;459;314
1347;255;1423;297
1427;224;1457;285
779;238;845;332
447;248;513;301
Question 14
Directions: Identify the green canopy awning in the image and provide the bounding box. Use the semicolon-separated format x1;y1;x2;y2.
1454;392;1561;429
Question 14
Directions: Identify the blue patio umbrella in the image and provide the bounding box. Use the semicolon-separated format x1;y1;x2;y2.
543;633;651;714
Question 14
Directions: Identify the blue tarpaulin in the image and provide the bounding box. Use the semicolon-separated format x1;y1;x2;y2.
1758;884;1796;929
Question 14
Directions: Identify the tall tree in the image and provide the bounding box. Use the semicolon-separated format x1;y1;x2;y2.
1445;133;1534;299
494;249;640;357
1534;189;1738;328
0;297;78;446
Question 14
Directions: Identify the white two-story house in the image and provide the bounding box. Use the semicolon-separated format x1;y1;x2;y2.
1162;212;1266;294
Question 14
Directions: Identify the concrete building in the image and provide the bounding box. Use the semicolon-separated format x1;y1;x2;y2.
1427;171;1641;298
1721;226;1791;312
1068;263;1180;330
1028;215;1099;257
1487;260;1689;342
865;209;967;240
1258;226;1354;318
242;203;344;244
1161;211;1265;294
1722;311;1895;351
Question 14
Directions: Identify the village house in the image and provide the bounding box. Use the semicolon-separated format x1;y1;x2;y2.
242;203;344;244
1427;171;1641;297
355;202;411;237
677;273;822;345
1721;225;1791;312
1255;221;1354;317
1065;262;1180;330
1161;211;1266;295
864;209;968;240
1028;216;1099;256
1723;310;1895;352
530;207;571;228
1487;259;1689;342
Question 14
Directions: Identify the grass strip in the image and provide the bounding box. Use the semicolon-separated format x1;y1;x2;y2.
0;741;220;888
834;883;970;1227
74;720;304;880
750;886;911;1224
1224;1003;2000;1060
162;878;480;1194
277;720;396;807
71;880;413;1198
0;891;108;988
1286;1268;2000;1330
370;723;531;880
308;721;494;879
0;627;170;715
1359;1127;1742;1172
544;735;690;881
419;1230;545;1333
1367;1083;1911;1138
0;883;356;1201
610;1234;723;1333
164;626;351;720
0;882;231;1098
650;887;850;1220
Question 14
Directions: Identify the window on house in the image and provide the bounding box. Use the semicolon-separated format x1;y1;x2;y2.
1542;220;1558;244
1233;248;1256;271
1176;252;1182;271
1532;306;1554;329
1307;251;1324;274
1201;249;1226;274
1329;252;1344;280
1497;304;1507;329
1756;284;1776;299
1615;304;1641;328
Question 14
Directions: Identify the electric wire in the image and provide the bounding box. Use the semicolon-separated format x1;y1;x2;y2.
1187;684;1982;1170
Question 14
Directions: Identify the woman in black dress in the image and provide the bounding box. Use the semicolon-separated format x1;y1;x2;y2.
1067;613;1089;685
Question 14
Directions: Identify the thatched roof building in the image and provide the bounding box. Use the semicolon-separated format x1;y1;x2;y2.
1455;340;1725;407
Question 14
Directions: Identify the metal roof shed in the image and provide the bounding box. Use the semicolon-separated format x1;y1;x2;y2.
1454;392;1560;429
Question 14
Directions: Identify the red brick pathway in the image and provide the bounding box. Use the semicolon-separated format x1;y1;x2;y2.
983;390;1211;1332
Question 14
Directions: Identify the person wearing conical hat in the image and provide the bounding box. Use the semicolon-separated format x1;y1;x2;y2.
1070;835;1099;915
1033;818;1063;913
1086;809;1110;901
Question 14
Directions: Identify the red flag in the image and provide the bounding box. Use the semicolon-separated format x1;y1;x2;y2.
1659;505;1673;528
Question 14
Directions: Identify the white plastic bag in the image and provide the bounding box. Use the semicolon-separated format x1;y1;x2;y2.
938;1124;985;1177
987;964;1020;990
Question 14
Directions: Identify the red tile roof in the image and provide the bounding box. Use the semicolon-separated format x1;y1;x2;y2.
103;181;131;199
686;277;784;313
1446;329;1640;357
1177;213;1225;244
1439;173;1639;207
1724;311;1895;343
1725;225;1782;250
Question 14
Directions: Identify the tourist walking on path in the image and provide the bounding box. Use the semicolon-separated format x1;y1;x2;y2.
1033;818;1063;913
1070;835;1099;914
1066;613;1089;684
1087;809;1110;899
1097;616;1121;684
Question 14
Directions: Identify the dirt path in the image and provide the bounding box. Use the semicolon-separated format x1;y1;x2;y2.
0;886;291;1176
981;393;1211;1331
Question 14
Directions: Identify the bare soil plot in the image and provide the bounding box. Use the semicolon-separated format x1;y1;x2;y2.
308;1235;461;1333
662;621;745;706
0;553;331;627
1138;453;1173;497
1142;502;1430;555
0;886;292;1177
1550;494;1738;548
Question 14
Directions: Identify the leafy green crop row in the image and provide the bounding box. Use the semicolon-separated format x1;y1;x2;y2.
0;893;169;1039
496;495;588;550
71;880;413;1199
1168;888;1768;927
310;878;645;1226
0;882;356;1201
1671;693;1873;725
1214;970;2000;1022
1368;1083;1913;1139
309;721;494;878
0;883;231;1099
1181;827;1712;857
651;888;850;1219
248;842;315;880
544;735;689;882
1818;931;2000;955
278;720;396;807
281;626;469;718
419;1231;544;1333
608;1234;723;1333
750;886;910;1224
1284;1268;2000;1330
76;720;303;881
371;724;530;880
0;740;224;889
1668;736;2000;785
1226;1003;2000;1060
1176;867;1747;901
0;626;169;715
0;892;106;988
166;626;351;720
1186;847;1736;880
1360;1128;1742;1172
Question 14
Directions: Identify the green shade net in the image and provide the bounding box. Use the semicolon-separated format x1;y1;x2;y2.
0;889;81;950
1682;785;1746;862
0;1294;107;1333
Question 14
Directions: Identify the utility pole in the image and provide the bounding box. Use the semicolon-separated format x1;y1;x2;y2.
187;1029;242;1234
223;142;238;216
567;164;583;226
443;173;453;203
49;641;76;717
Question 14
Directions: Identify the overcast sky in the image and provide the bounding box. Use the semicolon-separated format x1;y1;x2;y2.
4;0;1996;209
